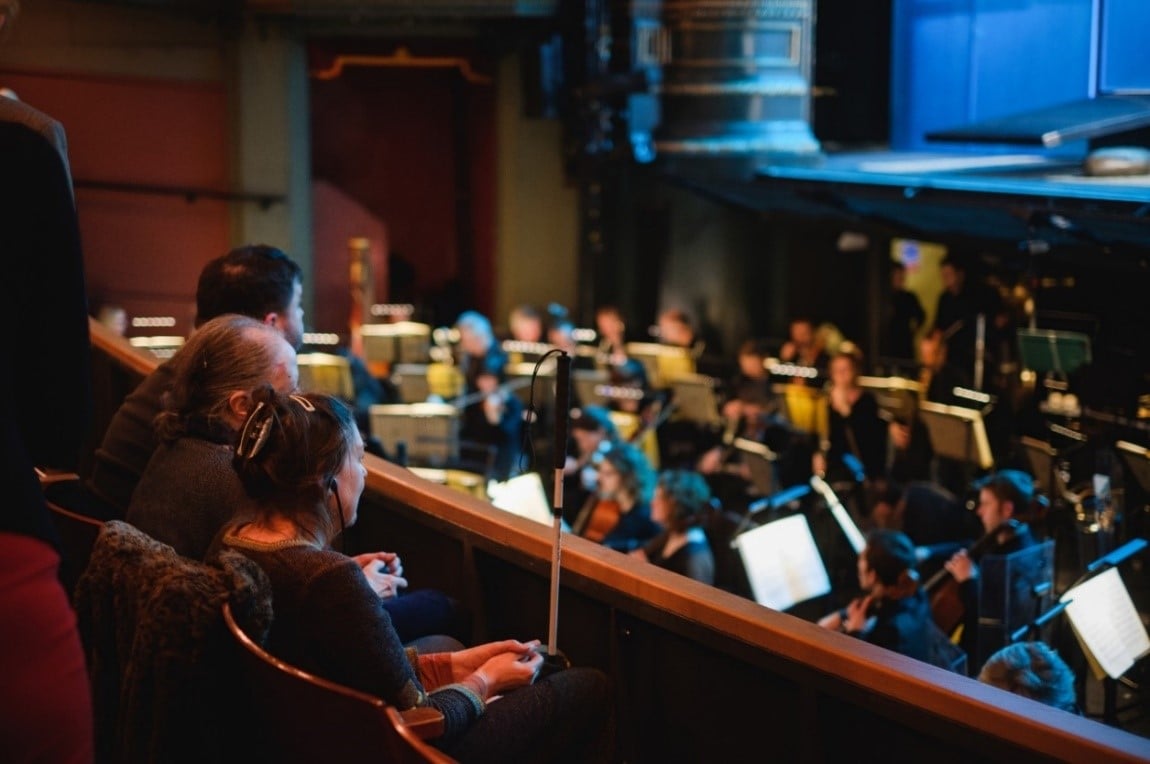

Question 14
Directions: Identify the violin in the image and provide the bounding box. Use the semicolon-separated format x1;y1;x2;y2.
925;518;1021;635
574;498;622;543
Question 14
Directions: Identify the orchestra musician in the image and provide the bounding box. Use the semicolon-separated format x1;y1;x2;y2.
631;470;716;585
813;345;888;487
777;316;829;383
508;303;545;344
881;261;925;368
594;305;649;411
818;529;933;662
941;470;1038;665
455;311;522;480
888;329;972;490
562;407;621;526
576;442;661;553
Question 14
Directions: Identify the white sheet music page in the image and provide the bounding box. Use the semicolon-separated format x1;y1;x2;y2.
1061;567;1150;680
735;514;831;611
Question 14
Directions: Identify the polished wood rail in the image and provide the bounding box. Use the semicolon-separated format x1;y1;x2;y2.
87;322;1150;762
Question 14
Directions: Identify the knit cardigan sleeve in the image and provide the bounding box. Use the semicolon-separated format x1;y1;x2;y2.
298;558;481;743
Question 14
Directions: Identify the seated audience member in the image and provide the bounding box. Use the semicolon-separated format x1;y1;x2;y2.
218;387;612;761
576;442;661;553
127;315;458;643
819;529;933;662
127;314;299;559
979;642;1078;714
633;470;715;585
89;244;305;516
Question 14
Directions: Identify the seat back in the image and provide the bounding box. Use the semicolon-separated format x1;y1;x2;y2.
222;603;453;764
45;499;104;597
74;521;272;764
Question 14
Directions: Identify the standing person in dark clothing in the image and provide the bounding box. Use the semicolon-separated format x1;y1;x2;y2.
819;529;933;662
0;33;94;760
882;261;925;365
218;387;612;761
932;255;1000;378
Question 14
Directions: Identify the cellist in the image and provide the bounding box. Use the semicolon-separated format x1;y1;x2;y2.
941;470;1038;664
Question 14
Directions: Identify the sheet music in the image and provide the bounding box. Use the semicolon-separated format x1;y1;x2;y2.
487;473;554;526
735;514;831;611
1061;567;1150;680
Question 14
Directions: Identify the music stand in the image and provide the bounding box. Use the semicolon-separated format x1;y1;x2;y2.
368;402;459;467
858;375;921;424
1016;328;1092;376
669;373;722;427
573;369;611;408
487;473;554;526
624;342;694;389
735;438;776;496
296;352;355;400
780;384;827;436
1116;440;1150;494
391;364;431;403
917;401;994;471
733;513;831;611
361;321;432;365
506;361;556;409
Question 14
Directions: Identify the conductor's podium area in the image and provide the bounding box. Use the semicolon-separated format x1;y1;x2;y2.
83;320;1150;762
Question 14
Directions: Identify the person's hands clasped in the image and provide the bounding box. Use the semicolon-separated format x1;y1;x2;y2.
474;648;544;696
450;639;539;681
355;552;407;599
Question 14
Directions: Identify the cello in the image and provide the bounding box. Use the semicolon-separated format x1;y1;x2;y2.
924;518;1020;634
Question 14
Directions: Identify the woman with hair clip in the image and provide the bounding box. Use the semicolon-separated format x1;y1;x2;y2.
631;470;715;585
818;529;933;662
218;386;611;761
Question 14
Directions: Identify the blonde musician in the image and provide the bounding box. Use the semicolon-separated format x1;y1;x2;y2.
818;529;933;662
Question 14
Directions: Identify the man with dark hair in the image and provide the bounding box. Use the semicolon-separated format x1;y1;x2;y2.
87;244;305;516
194;244;304;349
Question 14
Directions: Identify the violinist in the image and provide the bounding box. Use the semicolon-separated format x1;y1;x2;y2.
577;443;660;553
562;407;621;526
818;529;933;662
455;311;522;480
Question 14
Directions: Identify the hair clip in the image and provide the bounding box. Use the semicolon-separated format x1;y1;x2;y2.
237;401;275;459
289;394;315;412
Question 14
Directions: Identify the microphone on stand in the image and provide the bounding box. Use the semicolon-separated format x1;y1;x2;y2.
542;351;573;675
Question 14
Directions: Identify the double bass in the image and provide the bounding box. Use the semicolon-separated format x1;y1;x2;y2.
924;518;1020;634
